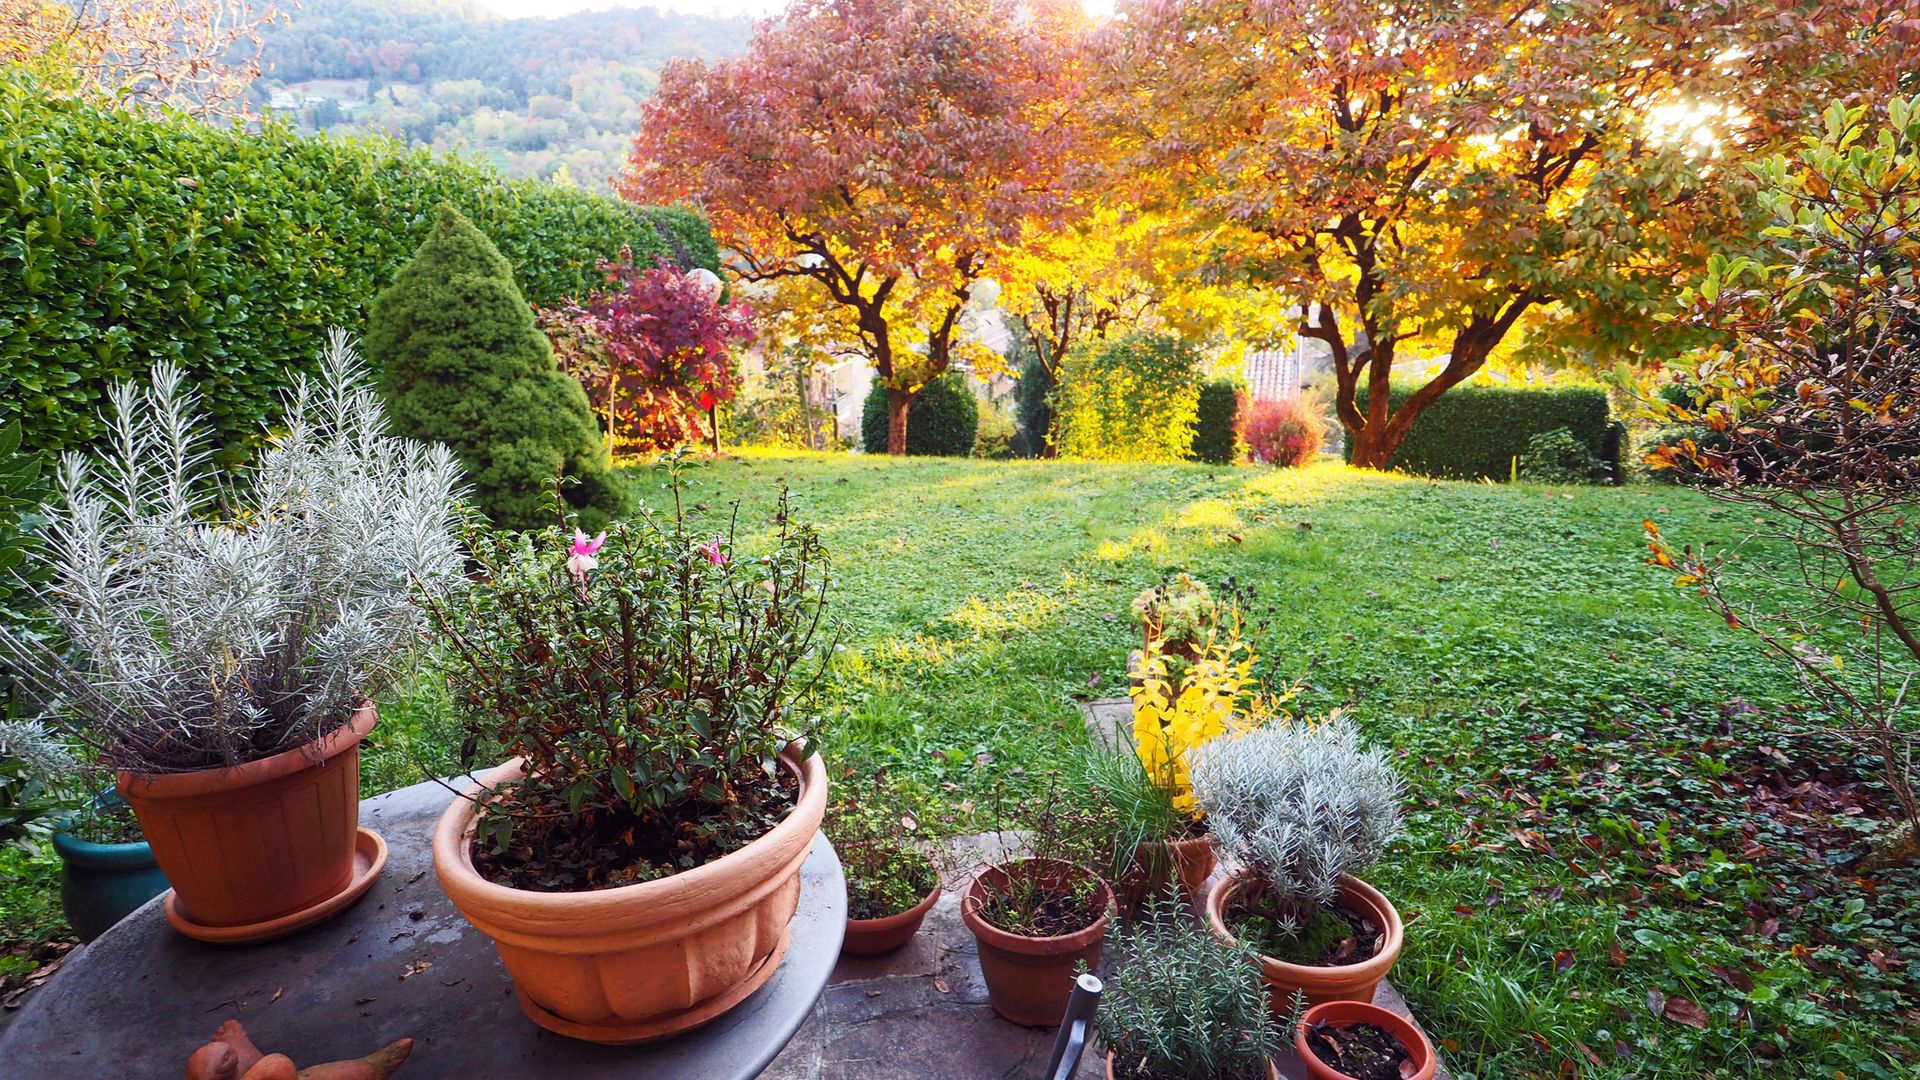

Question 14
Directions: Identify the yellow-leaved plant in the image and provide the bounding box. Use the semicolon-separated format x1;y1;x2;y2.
1130;617;1294;818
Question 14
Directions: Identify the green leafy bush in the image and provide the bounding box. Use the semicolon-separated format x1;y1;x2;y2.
1350;383;1621;482
1014;353;1054;458
367;206;627;531
861;373;980;456
1190;380;1242;464
1055;332;1203;462
974;401;1019;460
1519;426;1612;484
0;73;715;463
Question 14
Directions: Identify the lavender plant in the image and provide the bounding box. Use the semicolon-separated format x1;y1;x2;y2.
0;332;465;773
1191;716;1401;935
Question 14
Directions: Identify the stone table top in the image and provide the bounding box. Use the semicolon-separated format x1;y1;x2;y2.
0;777;845;1080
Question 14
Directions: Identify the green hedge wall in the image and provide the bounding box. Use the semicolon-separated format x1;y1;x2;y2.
1349;384;1624;482
1191;380;1241;464
0;75;717;463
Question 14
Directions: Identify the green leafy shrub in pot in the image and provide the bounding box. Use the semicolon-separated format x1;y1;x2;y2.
1130;573;1218;656
826;770;941;921
1191;380;1243;464
367;205;628;532
1097;898;1280;1080
861;372;980;456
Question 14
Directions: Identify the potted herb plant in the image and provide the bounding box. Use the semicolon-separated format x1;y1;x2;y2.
426;457;835;1044
0;336;463;943
1294;1000;1437;1080
960;778;1115;1027
828;768;943;957
1097;898;1282;1080
1130;573;1218;665
1192;717;1404;1010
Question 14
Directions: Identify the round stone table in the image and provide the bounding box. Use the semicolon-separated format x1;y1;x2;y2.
0;777;845;1080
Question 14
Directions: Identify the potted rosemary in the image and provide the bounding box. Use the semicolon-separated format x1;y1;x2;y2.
827;768;943;957
1097;899;1281;1080
426;456;835;1044
0;336;463;943
1192;717;1405;1010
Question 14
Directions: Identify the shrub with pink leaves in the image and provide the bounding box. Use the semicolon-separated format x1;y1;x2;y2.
1239;395;1326;467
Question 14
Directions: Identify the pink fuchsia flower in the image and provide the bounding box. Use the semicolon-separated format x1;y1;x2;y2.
697;536;729;566
567;528;606;578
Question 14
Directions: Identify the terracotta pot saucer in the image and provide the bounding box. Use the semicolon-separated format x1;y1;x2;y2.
163;827;387;944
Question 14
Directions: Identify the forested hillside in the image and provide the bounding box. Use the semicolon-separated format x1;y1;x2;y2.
252;0;752;192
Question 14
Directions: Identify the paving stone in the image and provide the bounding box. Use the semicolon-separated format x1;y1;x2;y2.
1078;697;1133;752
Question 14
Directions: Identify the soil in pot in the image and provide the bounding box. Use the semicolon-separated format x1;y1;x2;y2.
978;874;1105;937
1227;896;1384;967
469;764;797;891
1301;1020;1414;1080
1107;1053;1275;1080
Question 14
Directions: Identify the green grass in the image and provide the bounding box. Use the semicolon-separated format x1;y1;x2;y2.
605;451;1916;1079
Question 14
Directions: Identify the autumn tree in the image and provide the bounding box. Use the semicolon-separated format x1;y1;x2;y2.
623;0;1084;455
1;0;280;119
1105;0;1909;468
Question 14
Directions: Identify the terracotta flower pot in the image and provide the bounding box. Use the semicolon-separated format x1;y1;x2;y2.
960;858;1113;1027
843;884;941;957
1118;832;1217;913
1203;867;1403;1011
117;706;375;931
1105;1051;1281;1080
433;743;828;1045
1294;1000;1437;1080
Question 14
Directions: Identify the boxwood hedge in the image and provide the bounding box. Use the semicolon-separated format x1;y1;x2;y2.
0;75;716;462
1349;383;1624;482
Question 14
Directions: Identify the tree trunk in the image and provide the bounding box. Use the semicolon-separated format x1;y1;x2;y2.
1345;422;1397;470
886;387;911;456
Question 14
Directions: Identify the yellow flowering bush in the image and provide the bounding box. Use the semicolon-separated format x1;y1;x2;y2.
1130;622;1293;818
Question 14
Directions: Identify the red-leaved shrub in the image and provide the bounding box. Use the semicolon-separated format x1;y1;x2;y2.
1239;395;1326;466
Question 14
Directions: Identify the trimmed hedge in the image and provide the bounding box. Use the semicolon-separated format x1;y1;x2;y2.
0;74;716;463
1349;384;1624;482
1191;380;1241;464
861;373;980;456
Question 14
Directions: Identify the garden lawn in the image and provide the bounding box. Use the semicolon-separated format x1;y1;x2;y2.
600;452;1911;1080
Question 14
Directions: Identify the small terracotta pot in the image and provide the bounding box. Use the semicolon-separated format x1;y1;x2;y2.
1204;867;1403;1011
960;858;1112;1027
1105;1051;1281;1080
1294;1000;1437;1080
843;884;941;957
434;744;828;1044
117;706;374;930
1118;832;1216;913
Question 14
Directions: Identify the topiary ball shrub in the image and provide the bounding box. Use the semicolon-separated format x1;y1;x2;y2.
1519;426;1610;484
367;205;629;531
1191;380;1243;464
1239;396;1326;467
861;373;980;456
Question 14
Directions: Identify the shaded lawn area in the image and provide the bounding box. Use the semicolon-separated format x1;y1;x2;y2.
594;452;1915;1079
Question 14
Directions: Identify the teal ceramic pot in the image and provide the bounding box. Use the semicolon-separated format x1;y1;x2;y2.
52;800;169;942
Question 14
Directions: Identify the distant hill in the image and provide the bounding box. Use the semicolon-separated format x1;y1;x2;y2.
252;0;753;193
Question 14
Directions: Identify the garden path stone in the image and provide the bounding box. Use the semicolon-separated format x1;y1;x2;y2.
1079;696;1133;751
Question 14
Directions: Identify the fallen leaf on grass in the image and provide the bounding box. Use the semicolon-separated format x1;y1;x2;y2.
1663;996;1710;1029
1554;948;1576;972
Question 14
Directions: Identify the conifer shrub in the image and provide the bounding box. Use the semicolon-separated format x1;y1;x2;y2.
1190;380;1242;464
860;373;979;457
367;206;628;531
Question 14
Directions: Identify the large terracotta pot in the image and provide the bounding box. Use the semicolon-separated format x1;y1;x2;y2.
1105;1051;1281;1080
117;706;374;930
960;858;1112;1027
843;884;941;957
1204;867;1403;1011
434;744;828;1045
1294;1000;1437;1080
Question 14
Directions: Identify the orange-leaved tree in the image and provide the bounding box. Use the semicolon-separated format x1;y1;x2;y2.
1103;0;1906;468
622;0;1086;454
